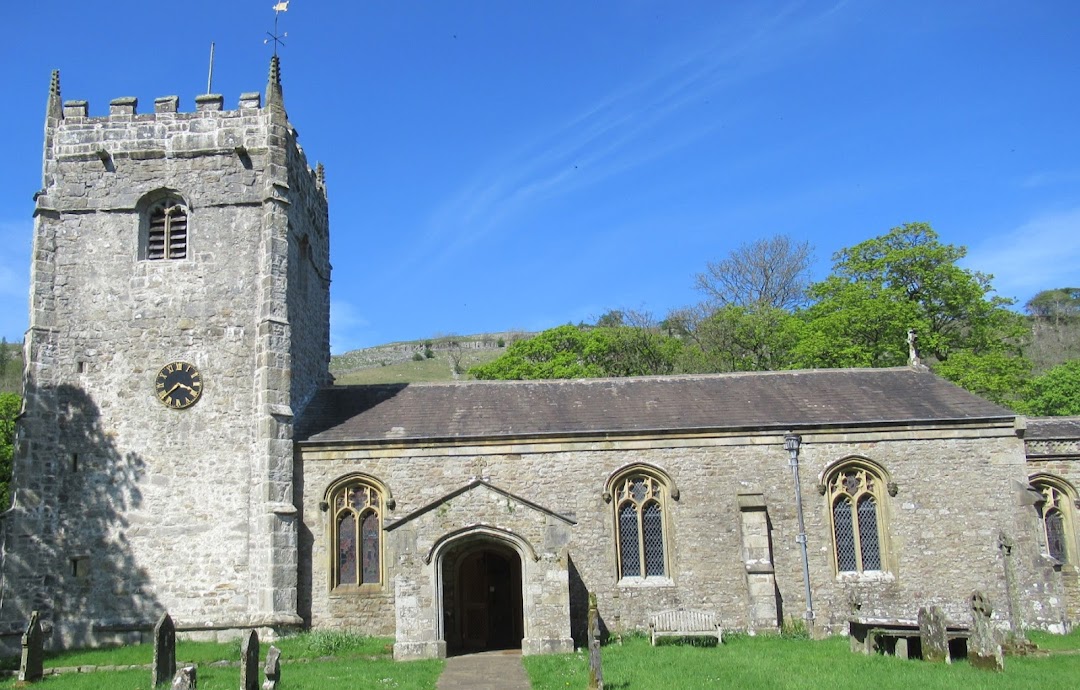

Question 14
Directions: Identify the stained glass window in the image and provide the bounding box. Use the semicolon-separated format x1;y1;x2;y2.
361;512;380;584
337;513;357;586
614;474;667;579
330;481;383;588
1046;510;1067;562
1034;478;1076;565
826;461;888;573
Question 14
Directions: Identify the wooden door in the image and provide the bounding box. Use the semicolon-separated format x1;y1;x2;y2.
459;551;490;651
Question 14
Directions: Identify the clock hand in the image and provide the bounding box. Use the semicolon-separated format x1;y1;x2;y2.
177;383;196;393
164;383;181;395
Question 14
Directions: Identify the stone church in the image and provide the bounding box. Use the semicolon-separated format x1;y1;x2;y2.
1;61;1078;658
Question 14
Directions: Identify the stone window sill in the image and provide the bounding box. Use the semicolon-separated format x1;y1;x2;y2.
835;570;895;584
617;576;675;588
329;583;384;597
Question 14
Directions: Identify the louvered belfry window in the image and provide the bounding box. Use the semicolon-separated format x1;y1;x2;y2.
827;463;886;573
332;483;382;587
614;475;667;579
146;200;188;260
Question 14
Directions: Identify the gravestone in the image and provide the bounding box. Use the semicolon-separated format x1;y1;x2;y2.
153;612;177;686
19;610;44;682
968;591;1004;671
241;630;260;690
262;645;281;690
587;593;603;690
171;664;197;690
918;606;949;663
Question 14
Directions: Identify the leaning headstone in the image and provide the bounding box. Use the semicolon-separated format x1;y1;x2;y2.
262;645;281;690
968;591;1004;672
918;606;950;663
171;664;197;690
153;612;177;686
587;593;603;690
998;531;1032;649
241;630;260;690
19;610;44;682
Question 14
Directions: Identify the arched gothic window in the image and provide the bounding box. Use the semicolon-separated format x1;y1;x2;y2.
1031;475;1078;564
825;459;889;573
330;482;383;587
612;473;669;579
140;194;188;260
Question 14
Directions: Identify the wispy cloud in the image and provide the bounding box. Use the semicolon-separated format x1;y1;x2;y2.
0;220;31;340
329;299;371;354
964;208;1080;303
1018;170;1080;189
415;2;850;267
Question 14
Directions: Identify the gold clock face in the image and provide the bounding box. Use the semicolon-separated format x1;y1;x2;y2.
155;361;203;409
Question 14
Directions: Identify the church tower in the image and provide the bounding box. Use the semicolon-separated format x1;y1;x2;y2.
0;59;330;650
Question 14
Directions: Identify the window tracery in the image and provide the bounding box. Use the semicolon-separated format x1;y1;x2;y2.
825;459;888;574
1031;475;1078;564
612;473;669;579
331;482;383;587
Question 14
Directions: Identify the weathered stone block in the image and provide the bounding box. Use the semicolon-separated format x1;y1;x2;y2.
19;610;44;682
152;612;176;686
171;665;197;690
240;630;259;690
918;606;950;663
968;591;1003;672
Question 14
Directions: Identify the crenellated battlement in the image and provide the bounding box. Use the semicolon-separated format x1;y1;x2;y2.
40;58;326;208
58;91;263;120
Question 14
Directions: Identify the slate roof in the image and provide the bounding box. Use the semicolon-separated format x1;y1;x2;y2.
296;367;1014;445
1025;417;1080;440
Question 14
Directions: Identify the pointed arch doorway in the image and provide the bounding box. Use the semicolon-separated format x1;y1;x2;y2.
442;539;524;655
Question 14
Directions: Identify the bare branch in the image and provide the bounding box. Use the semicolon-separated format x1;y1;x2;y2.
695;235;813;310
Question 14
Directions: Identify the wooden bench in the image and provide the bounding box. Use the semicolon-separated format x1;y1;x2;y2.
849;619;969;659
648;609;723;646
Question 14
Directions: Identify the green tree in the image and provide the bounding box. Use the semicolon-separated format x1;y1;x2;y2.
1025;287;1080;323
1018;360;1080;416
470;324;682;380
0;393;20;510
677;304;802;373
794;223;1030;404
595;310;626;328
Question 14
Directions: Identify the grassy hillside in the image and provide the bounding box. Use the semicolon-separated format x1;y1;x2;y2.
330;333;525;385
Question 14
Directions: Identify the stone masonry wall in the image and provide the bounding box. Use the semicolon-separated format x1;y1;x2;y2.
1025;451;1080;624
0;72;326;650
300;422;1054;645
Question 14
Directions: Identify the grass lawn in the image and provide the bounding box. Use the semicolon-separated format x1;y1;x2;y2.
0;632;442;690
524;632;1080;690
6;629;1078;689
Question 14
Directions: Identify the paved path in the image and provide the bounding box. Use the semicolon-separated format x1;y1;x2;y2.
436;650;531;690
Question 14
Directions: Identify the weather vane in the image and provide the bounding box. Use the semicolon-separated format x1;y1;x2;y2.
265;1;289;55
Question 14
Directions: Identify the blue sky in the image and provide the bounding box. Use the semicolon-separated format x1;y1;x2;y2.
2;2;1078;353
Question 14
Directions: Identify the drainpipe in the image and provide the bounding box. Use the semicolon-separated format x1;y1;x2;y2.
785;433;815;629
